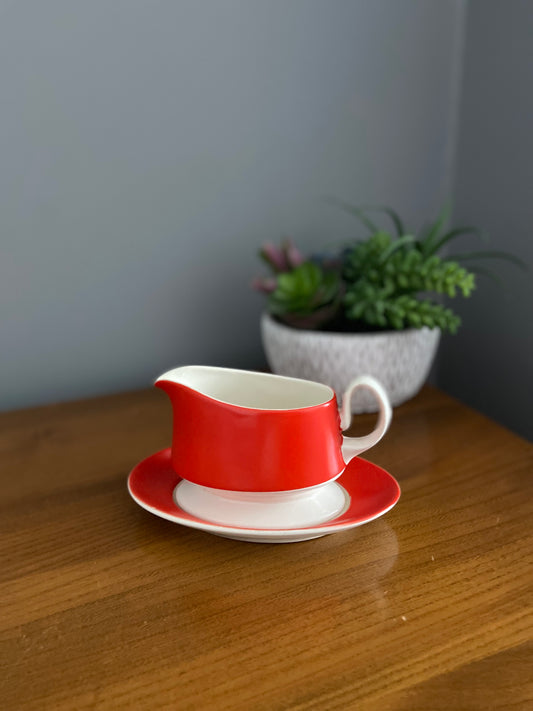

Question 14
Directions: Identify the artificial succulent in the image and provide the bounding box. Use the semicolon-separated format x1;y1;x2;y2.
252;205;524;333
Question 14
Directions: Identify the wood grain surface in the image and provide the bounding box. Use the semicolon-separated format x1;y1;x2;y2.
1;386;532;710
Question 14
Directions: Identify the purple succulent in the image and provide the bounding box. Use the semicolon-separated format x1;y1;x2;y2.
260;242;287;273
282;238;305;269
259;238;304;273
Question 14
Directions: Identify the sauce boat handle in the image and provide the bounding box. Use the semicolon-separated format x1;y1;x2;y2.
340;375;392;464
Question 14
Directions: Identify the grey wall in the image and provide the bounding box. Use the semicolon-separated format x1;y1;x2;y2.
436;0;533;440
1;1;465;411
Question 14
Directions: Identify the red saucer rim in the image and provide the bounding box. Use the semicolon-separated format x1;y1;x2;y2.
127;448;401;536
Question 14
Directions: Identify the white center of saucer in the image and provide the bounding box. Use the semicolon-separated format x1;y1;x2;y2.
174;480;348;529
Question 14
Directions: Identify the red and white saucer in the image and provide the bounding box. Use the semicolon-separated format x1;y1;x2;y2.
127;449;401;543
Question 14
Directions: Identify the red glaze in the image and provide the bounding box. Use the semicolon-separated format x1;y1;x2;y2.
155;380;345;492
128;448;401;528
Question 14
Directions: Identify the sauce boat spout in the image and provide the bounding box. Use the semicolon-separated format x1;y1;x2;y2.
154;366;211;403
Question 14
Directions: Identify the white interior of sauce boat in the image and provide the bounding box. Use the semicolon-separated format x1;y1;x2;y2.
156;366;334;410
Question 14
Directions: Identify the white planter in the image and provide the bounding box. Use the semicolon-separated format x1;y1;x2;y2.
261;313;440;412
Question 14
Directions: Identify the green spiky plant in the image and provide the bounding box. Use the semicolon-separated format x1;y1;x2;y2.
253;205;524;333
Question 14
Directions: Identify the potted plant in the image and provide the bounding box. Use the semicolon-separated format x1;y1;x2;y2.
253;204;523;412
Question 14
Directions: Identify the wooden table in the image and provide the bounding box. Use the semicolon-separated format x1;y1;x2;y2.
1;385;532;710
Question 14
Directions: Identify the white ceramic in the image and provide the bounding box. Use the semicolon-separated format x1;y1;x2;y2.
175;479;347;529
261;312;441;412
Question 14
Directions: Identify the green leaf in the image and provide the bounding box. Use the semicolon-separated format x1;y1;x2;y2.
419;203;451;256
397;274;409;288
324;197;379;233
429;226;487;255
355;205;405;236
379;234;417;263
468;265;505;287
268;262;342;320
447;250;528;270
390;315;403;330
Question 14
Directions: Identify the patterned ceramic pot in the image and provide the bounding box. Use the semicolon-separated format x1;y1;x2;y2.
261;313;440;413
